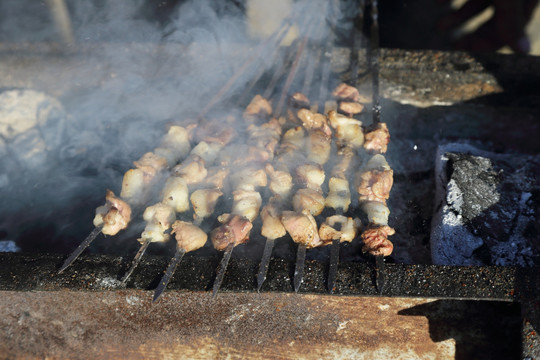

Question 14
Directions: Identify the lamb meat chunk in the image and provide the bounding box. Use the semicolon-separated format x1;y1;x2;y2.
171;220;208;252
293;188;325;216
339;101;364;116
356;168;393;205
364;123;390;154
332;83;371;103
361;225;395;256
93;190;132;236
281;210;323;248
211;215;253;251
319;215;362;245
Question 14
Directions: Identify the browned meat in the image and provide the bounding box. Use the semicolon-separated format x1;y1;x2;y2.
139;203;176;244
190;188;223;222
330;146;356;179
333;83;370;103
289;92;310;109
133;152;168;181
364;123;390;154
171;220;208;252
281;211;322;248
218;145;270;167
93;190;132;236
297;109;332;136
173;155;207;185
339;101;364;116
306;130;331;165
260;196;287;240
266;164;293;198
361;225;395;256
230;166;268;192
327;111;364;149
210;215;253;251
319;215;362;245
356;168;393;205
194;122;237;146
199;167;230;190
244;95;273;122
295;163;325;191
293;188;325;216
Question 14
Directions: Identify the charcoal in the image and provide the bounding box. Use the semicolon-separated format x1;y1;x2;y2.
431;143;540;266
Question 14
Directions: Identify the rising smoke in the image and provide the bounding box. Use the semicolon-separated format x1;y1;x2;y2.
0;0;350;255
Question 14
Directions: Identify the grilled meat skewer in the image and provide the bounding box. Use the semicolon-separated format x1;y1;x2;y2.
59;126;192;274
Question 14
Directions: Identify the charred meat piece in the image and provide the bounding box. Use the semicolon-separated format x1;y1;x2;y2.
338;101;364;116
330;146;356;179
361;225;395;257
319;215;362;245
306;130;331;166
332;83;370;103
171;220;208;252
211;215;253;251
173;155;207;185
120;168;145;205
356;154;393;205
133;152;168;181
139;203;176;244
266;164;293;198
327;111;364;149
295;163;325;191
297;109;332;136
161;177;190;213
325;177;351;212
154;125;191;166
244;95;272;122
293;188;325;216
260;196;287;240
190;188;223;222
93;190;132;236
281;211;322;248
289;92;310;109
364;123;390;154
356;168;393;205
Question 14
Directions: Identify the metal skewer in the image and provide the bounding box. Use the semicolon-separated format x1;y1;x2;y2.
327;239;340;293
368;0;385;293
153;246;186;303
58;226;102;274
212;243;234;298
256;238;275;292
120;238;152;284
293;243;307;292
327;208;345;293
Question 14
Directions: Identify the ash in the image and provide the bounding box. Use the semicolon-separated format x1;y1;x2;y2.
431;143;540;267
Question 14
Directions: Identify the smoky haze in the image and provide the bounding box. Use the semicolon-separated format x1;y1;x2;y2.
0;0;356;256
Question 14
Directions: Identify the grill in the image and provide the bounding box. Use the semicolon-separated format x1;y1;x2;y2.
1;0;539;358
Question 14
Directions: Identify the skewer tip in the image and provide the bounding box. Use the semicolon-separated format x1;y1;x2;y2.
57;226;102;274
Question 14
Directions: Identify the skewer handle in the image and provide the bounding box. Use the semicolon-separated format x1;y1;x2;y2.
293;243;307;293
121;238;152;285
257;238;275;292
153;246;186;303
58;226;102;274
212;243;234;298
327;239;340;293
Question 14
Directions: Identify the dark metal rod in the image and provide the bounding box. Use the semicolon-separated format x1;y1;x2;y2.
120;238;152;284
274;34;310;116
327;239;340;293
369;0;381;125
257;238;275;292
153;246;186;303
212;243;234;298
293;243;307;292
58;226;102;274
